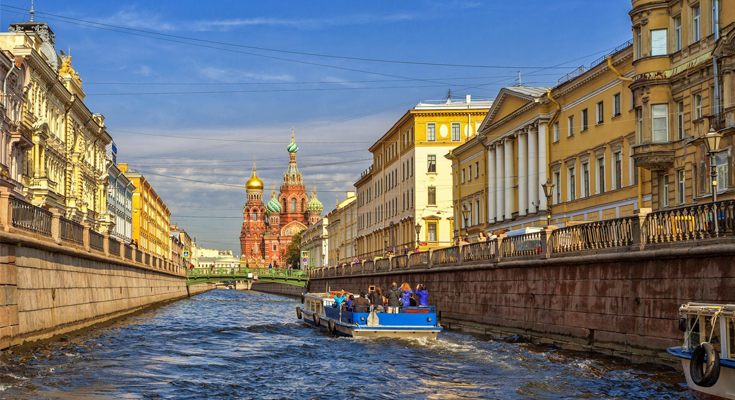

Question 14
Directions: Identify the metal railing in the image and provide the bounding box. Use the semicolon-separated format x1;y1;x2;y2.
108;238;121;256
60;218;84;245
461;241;495;262
551;217;634;253
409;251;429;268
431;246;459;265
90;231;104;251
644;200;735;243
11;197;51;236
499;232;542;258
124;245;133;259
393;255;408;269
375;258;390;272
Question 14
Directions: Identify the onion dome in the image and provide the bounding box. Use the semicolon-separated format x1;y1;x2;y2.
245;158;264;191
307;184;323;214
265;183;282;214
287;126;299;154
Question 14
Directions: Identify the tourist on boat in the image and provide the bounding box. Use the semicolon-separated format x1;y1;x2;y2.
385;282;402;313
352;292;371;312
333;291;347;308
370;287;385;312
400;283;413;309
415;284;429;307
345;295;355;311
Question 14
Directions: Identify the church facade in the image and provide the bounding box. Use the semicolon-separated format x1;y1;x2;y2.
240;132;323;267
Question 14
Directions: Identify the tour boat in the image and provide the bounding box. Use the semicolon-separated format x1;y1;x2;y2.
667;303;735;399
296;292;442;339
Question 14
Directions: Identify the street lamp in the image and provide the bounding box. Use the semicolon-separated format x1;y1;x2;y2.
704;126;723;203
414;222;421;250
461;205;471;243
542;179;555;227
383;233;389;256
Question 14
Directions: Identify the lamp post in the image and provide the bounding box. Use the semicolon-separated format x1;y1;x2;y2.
704;126;723;203
383;233;389;257
414;222;421;250
542;179;555;228
461;205;471;243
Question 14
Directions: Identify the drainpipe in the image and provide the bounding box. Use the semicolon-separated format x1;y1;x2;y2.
606;56;633;82
713;0;721;117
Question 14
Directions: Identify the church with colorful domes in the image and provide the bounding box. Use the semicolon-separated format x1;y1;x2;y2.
240;130;322;267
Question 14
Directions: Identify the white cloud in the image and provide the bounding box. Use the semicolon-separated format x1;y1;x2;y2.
197;66;293;83
93;8;177;32
190;13;414;31
133;65;152;76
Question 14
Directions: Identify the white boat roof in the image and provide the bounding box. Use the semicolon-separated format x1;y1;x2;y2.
505;227;543;237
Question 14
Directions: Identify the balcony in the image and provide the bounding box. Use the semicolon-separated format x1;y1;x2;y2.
632;142;675;171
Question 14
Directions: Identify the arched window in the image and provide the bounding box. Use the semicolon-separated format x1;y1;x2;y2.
301;198;307;212
291;198;297;212
252;211;257;221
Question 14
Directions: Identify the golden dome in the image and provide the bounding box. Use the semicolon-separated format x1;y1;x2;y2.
246;158;264;191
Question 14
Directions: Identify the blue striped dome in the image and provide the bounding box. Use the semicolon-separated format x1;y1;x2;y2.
266;197;282;214
287;141;299;154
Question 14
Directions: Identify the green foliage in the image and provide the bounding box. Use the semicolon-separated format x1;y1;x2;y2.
285;232;302;268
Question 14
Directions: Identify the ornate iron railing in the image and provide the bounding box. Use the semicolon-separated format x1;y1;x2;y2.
461;241;495;261
108;238;121;256
393;255;408;269
551;217;634;253
60;218;84;245
11;197;51;236
375;258;390;272
124;245;133;259
409;251;429;268
431;246;459;265
90;231;104;251
500;232;542;258
363;260;375;274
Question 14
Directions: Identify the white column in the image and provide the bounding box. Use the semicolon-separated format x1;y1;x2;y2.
518;132;528;216
538;123;548;210
487;146;496;223
528;127;538;213
495;144;504;221
504;138;514;220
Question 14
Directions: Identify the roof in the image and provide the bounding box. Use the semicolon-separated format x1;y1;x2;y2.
502;86;550;98
413;96;493;110
479;86;551;133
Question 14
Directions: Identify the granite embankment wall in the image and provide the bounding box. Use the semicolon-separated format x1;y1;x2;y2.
0;232;212;350
310;242;735;364
251;281;305;297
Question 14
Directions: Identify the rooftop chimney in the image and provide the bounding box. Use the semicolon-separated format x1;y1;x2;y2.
466;95;471;104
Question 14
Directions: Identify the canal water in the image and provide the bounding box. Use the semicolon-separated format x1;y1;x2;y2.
0;290;690;399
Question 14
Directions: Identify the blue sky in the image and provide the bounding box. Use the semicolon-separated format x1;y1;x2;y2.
0;0;634;254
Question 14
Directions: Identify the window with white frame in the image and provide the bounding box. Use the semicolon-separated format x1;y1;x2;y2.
428;222;437;242
596;101;604;124
451;122;461;141
650;29;668;56
428;186;436;206
553;122;560;142
597;156;606;194
715;152;729;192
583;162;590;197
475;162;479;178
468;165;473;181
712;0;718;35
475;198;481;225
582;109;588;131
694;94;703;120
677;169;685;204
636;28;642;59
660;174;670;207
630;143;638;186
677;101;685;140
427;123;436;142
636;108;643;143
674;15;683;51
568;115;575;137
614;151;622;190
568;165;576;201
461;169;465;183
652;104;669;142
427;155;436;173
554;171;561;204
613;93;622;117
693;5;701;42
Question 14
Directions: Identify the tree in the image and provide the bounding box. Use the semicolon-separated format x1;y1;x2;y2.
285;232;302;269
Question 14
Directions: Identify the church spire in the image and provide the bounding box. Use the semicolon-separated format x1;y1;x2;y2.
284;127;302;186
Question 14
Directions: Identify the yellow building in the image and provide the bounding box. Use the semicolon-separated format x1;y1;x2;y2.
118;164;171;259
355;96;491;257
326;192;357;265
446;133;487;239
300;216;328;269
0;19;113;230
630;0;735;208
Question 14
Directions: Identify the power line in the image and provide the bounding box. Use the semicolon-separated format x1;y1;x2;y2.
86;83;463;96
0;5;585;71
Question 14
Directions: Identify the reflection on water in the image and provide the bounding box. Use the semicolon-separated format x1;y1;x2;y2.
0;290;690;399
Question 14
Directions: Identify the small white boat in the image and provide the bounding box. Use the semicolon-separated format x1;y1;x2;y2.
296;292;442;339
667;303;735;399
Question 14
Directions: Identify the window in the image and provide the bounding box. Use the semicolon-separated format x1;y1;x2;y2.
582;109;589;131
596;102;604;124
468;165;473;181
451;122;461;141
715;152;729;192
568;166;576;201
661;174;670;207
613;93;621;117
636;108;643;142
428;186;436;206
475;162;479;178
427;123;436;142
677;170;686;204
567;115;575;137
650;29;668;56
712;0;718;35
554;172;561;204
461;169;466;183
674;15;683;51
598;157;606;194
427;155;436;173
636;28;642;59
652;104;669;142
291;198;297;212
630;143;638;186
695;94;703;120
411;157;414;176
693;5;701;42
583;162;590;197
428;222;437;242
614;151;622;190
553;122;560;142
677;101;685;140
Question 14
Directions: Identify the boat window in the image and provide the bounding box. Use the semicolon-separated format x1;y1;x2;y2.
729;318;735;359
703;316;722;354
687;315;701;350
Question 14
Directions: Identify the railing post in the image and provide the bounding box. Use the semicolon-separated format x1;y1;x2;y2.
631;208;650;251
458;243;465;265
495;234;507;263
82;222;91;252
427;248;434;269
540;226;556;259
388;255;393;271
102;232;110;257
50;208;62;245
0;189;11;232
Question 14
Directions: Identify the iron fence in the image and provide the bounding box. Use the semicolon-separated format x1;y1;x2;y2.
60;218;84;245
90;231;104;251
11;197;51;236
